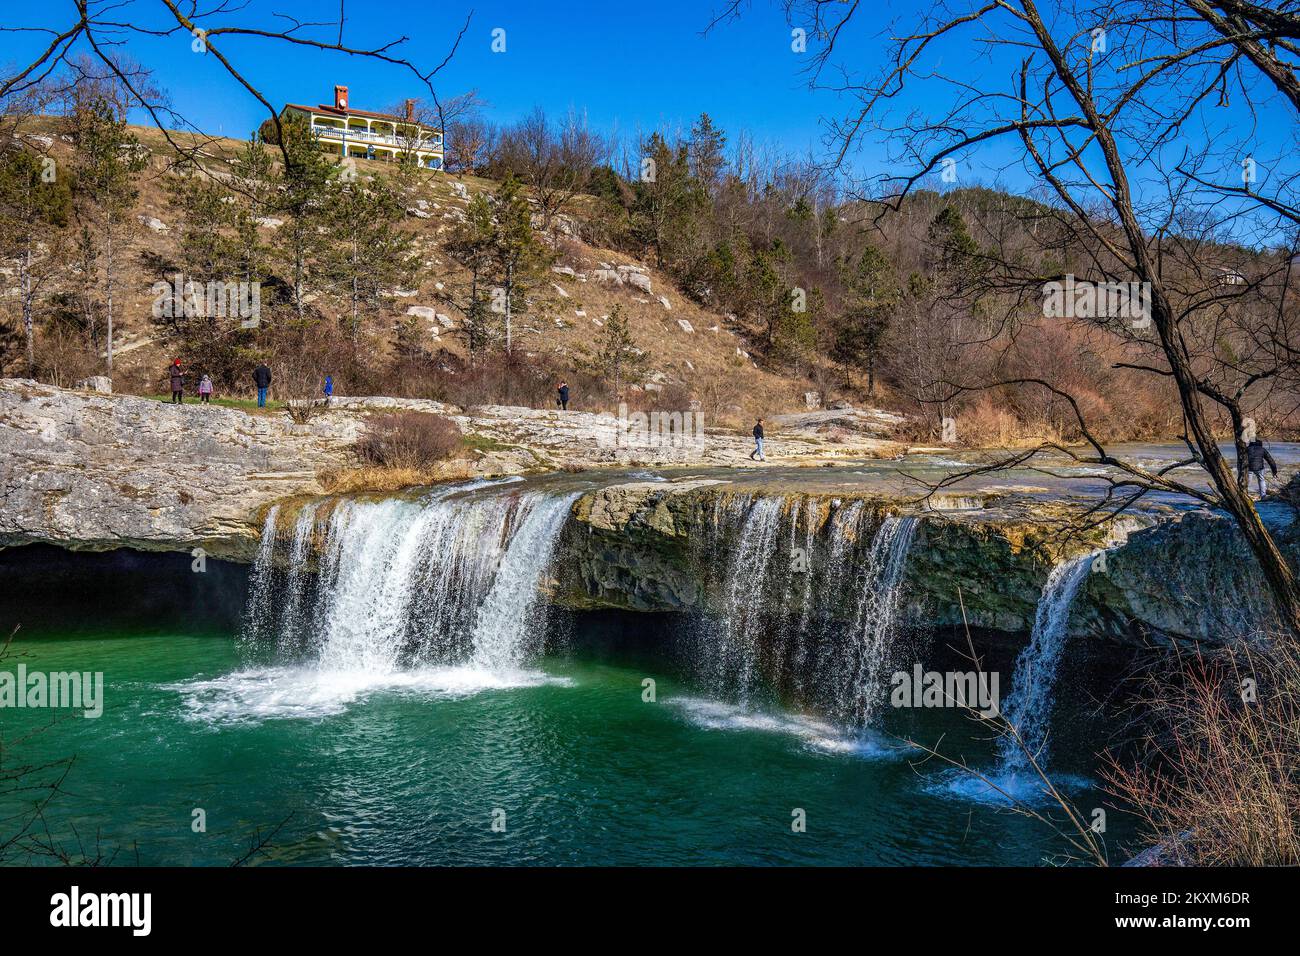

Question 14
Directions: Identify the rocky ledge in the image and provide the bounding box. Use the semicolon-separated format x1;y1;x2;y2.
4;378;1296;646
0;379;905;561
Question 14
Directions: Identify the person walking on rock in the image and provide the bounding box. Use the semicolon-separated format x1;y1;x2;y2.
1246;437;1279;499
750;418;766;462
253;362;272;409
557;381;570;411
168;359;185;404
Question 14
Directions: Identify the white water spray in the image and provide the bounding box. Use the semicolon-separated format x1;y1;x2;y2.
245;485;580;675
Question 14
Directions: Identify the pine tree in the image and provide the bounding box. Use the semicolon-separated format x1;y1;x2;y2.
688;113;727;193
580;305;649;399
442;190;498;359
489;174;549;354
0;146;71;373
631;132;702;270
329;175;415;340
230;133;275;285
274;118;335;320
835;245;899;392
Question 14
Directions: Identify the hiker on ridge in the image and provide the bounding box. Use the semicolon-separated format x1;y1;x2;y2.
168;358;185;404
253;362;272;409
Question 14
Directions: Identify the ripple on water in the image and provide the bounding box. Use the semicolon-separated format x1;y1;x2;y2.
165;665;570;725
666;696;907;758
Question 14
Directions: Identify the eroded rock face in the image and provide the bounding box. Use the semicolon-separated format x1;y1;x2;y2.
0;379;362;562
9;380;1294;647
0;379;907;563
554;479;1090;632
1081;508;1299;643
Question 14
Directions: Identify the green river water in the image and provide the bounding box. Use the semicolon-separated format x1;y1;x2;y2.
0;624;1133;866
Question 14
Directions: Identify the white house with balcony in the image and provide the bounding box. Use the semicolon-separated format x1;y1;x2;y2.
280;86;444;169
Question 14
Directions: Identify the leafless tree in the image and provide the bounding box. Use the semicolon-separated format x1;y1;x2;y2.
715;0;1300;632
0;1;471;174
497;106;610;239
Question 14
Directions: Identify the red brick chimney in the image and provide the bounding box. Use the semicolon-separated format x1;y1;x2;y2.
334;85;348;110
405;98;415;122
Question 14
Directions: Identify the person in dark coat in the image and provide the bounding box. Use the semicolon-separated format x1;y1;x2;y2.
253;363;272;408
557;381;570;411
750;418;766;461
168;359;185;404
1246;438;1279;498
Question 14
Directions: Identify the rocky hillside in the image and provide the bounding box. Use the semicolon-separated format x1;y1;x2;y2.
6;121;848;423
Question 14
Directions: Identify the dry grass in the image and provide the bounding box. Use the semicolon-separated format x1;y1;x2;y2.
956;396;1066;448
1105;640;1300;866
319;465;438;494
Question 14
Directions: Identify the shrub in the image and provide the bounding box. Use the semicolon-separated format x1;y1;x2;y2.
1105;641;1300;865
356;411;463;469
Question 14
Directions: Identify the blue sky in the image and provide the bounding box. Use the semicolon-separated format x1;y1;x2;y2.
1;1;844;155
1;0;1295;236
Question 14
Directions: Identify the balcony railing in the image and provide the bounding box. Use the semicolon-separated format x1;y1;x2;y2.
311;124;442;151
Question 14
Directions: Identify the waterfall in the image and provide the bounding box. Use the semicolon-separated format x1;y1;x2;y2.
246;484;579;675
697;496;919;729
241;505;280;643
278;502;318;651
837;515;920;727
708;495;787;704
997;551;1096;773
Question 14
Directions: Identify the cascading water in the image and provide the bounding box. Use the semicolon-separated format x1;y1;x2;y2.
707;495;787;704
242;482;579;676
694;495;919;732
997;551;1097;774
837;515;920;727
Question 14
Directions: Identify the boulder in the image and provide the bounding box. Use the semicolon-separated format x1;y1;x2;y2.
625;272;653;294
75;376;112;394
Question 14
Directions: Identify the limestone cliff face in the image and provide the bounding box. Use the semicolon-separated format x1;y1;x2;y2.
0;379;362;561
1080;508;1299;643
556;480;1097;633
0;379;908;562
556;480;1298;645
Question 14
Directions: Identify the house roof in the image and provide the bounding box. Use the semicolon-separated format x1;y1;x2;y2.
281;102;442;132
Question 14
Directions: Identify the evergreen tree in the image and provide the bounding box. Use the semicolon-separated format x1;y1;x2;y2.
489;174;549;354
230;133;275;285
442;190;499;359
0;146;71;373
329;176;415;340
688;113;727;193
631;132;702;270
580;305;649;398
835;245;899;392
274;118;335;320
